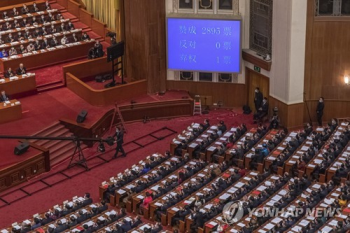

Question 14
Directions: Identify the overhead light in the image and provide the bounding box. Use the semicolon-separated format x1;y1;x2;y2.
345;76;349;85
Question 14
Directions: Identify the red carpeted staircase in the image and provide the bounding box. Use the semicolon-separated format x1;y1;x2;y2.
29;121;88;166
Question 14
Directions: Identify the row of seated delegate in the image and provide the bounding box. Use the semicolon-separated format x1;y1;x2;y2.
0;9;60;32
4;120;350;233
0;1;50;20
2;193;94;233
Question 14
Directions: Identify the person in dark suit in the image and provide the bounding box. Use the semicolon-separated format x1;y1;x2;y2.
254;87;263;112
98;200;108;213
82;32;90;41
67;22;75;31
16;63;27;75
83;193;93;205
316;97;324;126
150;222;162;233
253;97;269;122
94;40;104;58
21;223;31;233
119;219;131;233
6;33;15;43
4;68;14;78
42;38;50;49
21;4;30;14
12;7;19;17
21;18;30;27
113;127;126;157
130;216;142;228
51;37;59;47
34;40;41;50
54;220;67;233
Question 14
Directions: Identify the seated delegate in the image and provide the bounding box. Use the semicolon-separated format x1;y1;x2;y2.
16;63;27;75
0;90;9;102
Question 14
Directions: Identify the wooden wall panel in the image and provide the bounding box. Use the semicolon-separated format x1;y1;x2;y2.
166;81;247;107
269;96;304;129
0;144;49;192
63;57;111;84
304;0;350;122
66;73;147;106
304;100;350;124
67;0;81;18
56;0;68;9
91;18;107;38
79;8;93;28
123;0;166;93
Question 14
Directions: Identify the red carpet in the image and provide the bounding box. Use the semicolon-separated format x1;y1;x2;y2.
31;58;88;87
0;108;255;227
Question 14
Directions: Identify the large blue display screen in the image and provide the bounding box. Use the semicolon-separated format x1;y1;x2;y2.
167;18;241;73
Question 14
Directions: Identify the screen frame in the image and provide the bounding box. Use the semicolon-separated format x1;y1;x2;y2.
166;13;243;74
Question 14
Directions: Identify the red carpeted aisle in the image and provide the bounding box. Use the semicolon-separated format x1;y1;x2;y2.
0;108;255;227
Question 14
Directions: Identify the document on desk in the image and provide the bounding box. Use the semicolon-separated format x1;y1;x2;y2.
264;223;274;230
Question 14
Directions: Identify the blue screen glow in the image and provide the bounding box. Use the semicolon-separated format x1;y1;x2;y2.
167;18;241;73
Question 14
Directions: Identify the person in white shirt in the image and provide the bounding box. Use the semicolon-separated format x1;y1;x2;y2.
40;15;47;24
45;1;51;10
27;43;35;52
42;26;48;36
32;2;39;12
12;7;19;16
14;20;20;28
17;32;24;41
50;24;57;34
61;35;69;45
9;47;17;56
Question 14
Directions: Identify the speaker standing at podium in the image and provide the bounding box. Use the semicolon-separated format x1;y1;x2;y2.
113;127;126;158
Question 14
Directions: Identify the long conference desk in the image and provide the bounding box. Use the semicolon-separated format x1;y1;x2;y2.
0;99;22;123
0;39;95;72
0;73;36;96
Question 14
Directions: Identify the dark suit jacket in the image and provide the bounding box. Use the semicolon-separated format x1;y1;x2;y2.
42;41;50;48
131;219;142;228
113;131;124;145
82;34;90;40
119;222;131;233
260;102;269;114
54;224;68;233
16;67;26;75
4;71;14;78
0;94;9;102
254;92;263;107
316;102;324;115
82;198;92;206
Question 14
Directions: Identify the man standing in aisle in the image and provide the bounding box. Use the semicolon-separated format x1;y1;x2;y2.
316;97;324;126
114;126;126;158
254;87;263;112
